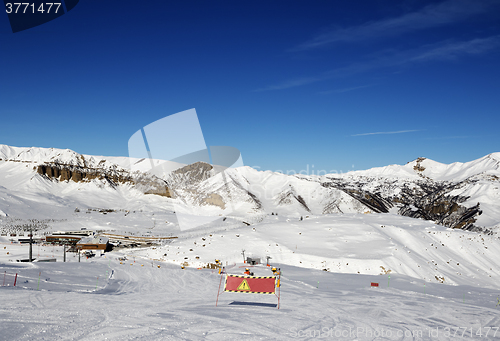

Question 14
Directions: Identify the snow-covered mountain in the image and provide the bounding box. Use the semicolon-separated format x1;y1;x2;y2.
0;144;499;233
2;144;500;339
322;154;500;232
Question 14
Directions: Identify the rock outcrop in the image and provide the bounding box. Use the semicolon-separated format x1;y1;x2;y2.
321;177;486;232
35;162;172;198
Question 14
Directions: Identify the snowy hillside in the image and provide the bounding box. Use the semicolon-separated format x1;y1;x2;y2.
1;144;500;340
2;213;500;340
0;144;499;281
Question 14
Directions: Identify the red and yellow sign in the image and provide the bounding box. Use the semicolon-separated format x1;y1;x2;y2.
224;275;276;294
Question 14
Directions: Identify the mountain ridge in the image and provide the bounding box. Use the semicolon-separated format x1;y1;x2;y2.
0;144;498;233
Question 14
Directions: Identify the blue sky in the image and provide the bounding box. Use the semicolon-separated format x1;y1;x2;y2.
1;0;499;174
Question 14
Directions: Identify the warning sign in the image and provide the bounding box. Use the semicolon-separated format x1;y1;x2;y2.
237;279;251;291
216;270;281;309
224;275;276;294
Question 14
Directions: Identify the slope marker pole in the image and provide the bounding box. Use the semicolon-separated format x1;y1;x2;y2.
277;269;281;309
215;267;225;307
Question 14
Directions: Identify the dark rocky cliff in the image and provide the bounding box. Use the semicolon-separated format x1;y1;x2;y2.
35;163;172;197
322;178;485;233
36;163;131;184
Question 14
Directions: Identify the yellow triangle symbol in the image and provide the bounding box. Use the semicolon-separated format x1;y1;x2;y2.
237;279;251;291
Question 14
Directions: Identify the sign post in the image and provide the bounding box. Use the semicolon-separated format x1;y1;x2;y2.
277;269;281;309
215;267;225;307
215;272;281;309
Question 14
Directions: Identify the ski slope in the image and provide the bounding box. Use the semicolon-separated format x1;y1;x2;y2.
2;212;500;340
132;213;500;289
1;249;500;340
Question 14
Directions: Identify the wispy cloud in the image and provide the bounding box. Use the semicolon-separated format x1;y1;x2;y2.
319;84;376;94
293;0;500;51
254;76;325;92
424;135;473;140
410;36;500;62
351;130;420;137
256;36;500;91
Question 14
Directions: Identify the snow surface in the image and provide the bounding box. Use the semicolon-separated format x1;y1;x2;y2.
2;219;500;341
